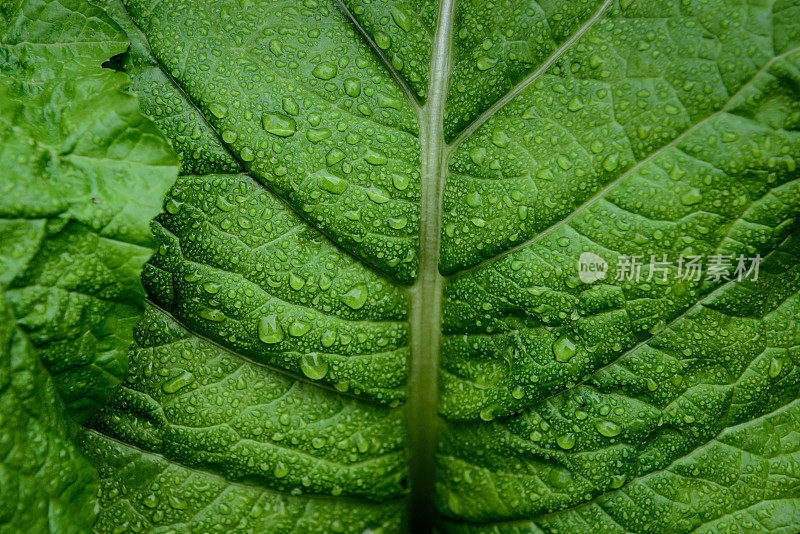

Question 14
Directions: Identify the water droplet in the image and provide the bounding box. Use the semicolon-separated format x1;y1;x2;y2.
476;56;498;70
610;473;626;488
312;62;338;80
374;31;391;50
680;188;702;205
288;319;311;337
344;78;361;97
492;129;510;148
240;147;255;161
364;148;388;165
317;171;348;194
326;148;346;166
567;97;584;111
215;196;235;211
165;198;182;214
355;433;369;453
391;173;410;191
199;308;225;322
208;102;227;118
388;216;407;229
321;329;336;347
202;282;220;294
300;354;329;379
557;433;576;450
142;493;159;508
557;155;572;170
289;272;306;290
162;370;194;393
307;128;332;143
268;39;283;56
282;96;300;116
184;271;202;282
769;357;782;378
602;153;619;171
366;188;390;203
595;420;621;437
339;285;368;309
258;314;284;344
390;5;411;30
167;491;187;510
261;113;296;137
470;148;486;165
553;335;577;362
273;462;289;478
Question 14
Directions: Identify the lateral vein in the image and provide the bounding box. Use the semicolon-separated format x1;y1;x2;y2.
448;0;613;151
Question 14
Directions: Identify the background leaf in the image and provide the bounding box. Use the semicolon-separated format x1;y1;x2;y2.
0;0;179;421
0;292;98;533
0;0;178;530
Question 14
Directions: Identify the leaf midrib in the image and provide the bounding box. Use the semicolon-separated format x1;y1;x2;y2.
103;0;627;529
405;0;455;528
401;1;619;529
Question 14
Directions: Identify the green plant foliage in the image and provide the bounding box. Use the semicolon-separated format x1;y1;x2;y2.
0;0;178;421
2;0;800;532
0;0;178;530
0;292;99;532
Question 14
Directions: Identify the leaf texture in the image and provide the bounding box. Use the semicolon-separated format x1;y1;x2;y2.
0;0;179;421
0;292;98;533
0;0;178;530
4;0;799;532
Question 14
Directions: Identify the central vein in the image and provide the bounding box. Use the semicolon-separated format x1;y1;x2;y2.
407;0;455;530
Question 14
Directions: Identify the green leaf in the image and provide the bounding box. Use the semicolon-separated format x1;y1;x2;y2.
0;0;179;421
5;0;800;531
0;0;178;530
80;427;406;533
82;301;407;531
0;291;99;533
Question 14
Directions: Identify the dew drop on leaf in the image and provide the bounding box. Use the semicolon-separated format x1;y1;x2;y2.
300;354;329;380
261;113;296;137
595;420;621;437
312;61;337;80
556;433;576;450
258;314;284;344
161;370;195;394
339;285;368;309
288;319;311;337
553;335;577;362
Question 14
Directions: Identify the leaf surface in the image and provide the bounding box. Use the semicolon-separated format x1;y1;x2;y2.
5;0;800;532
0;0;179;421
0;291;98;533
0;0;178;530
